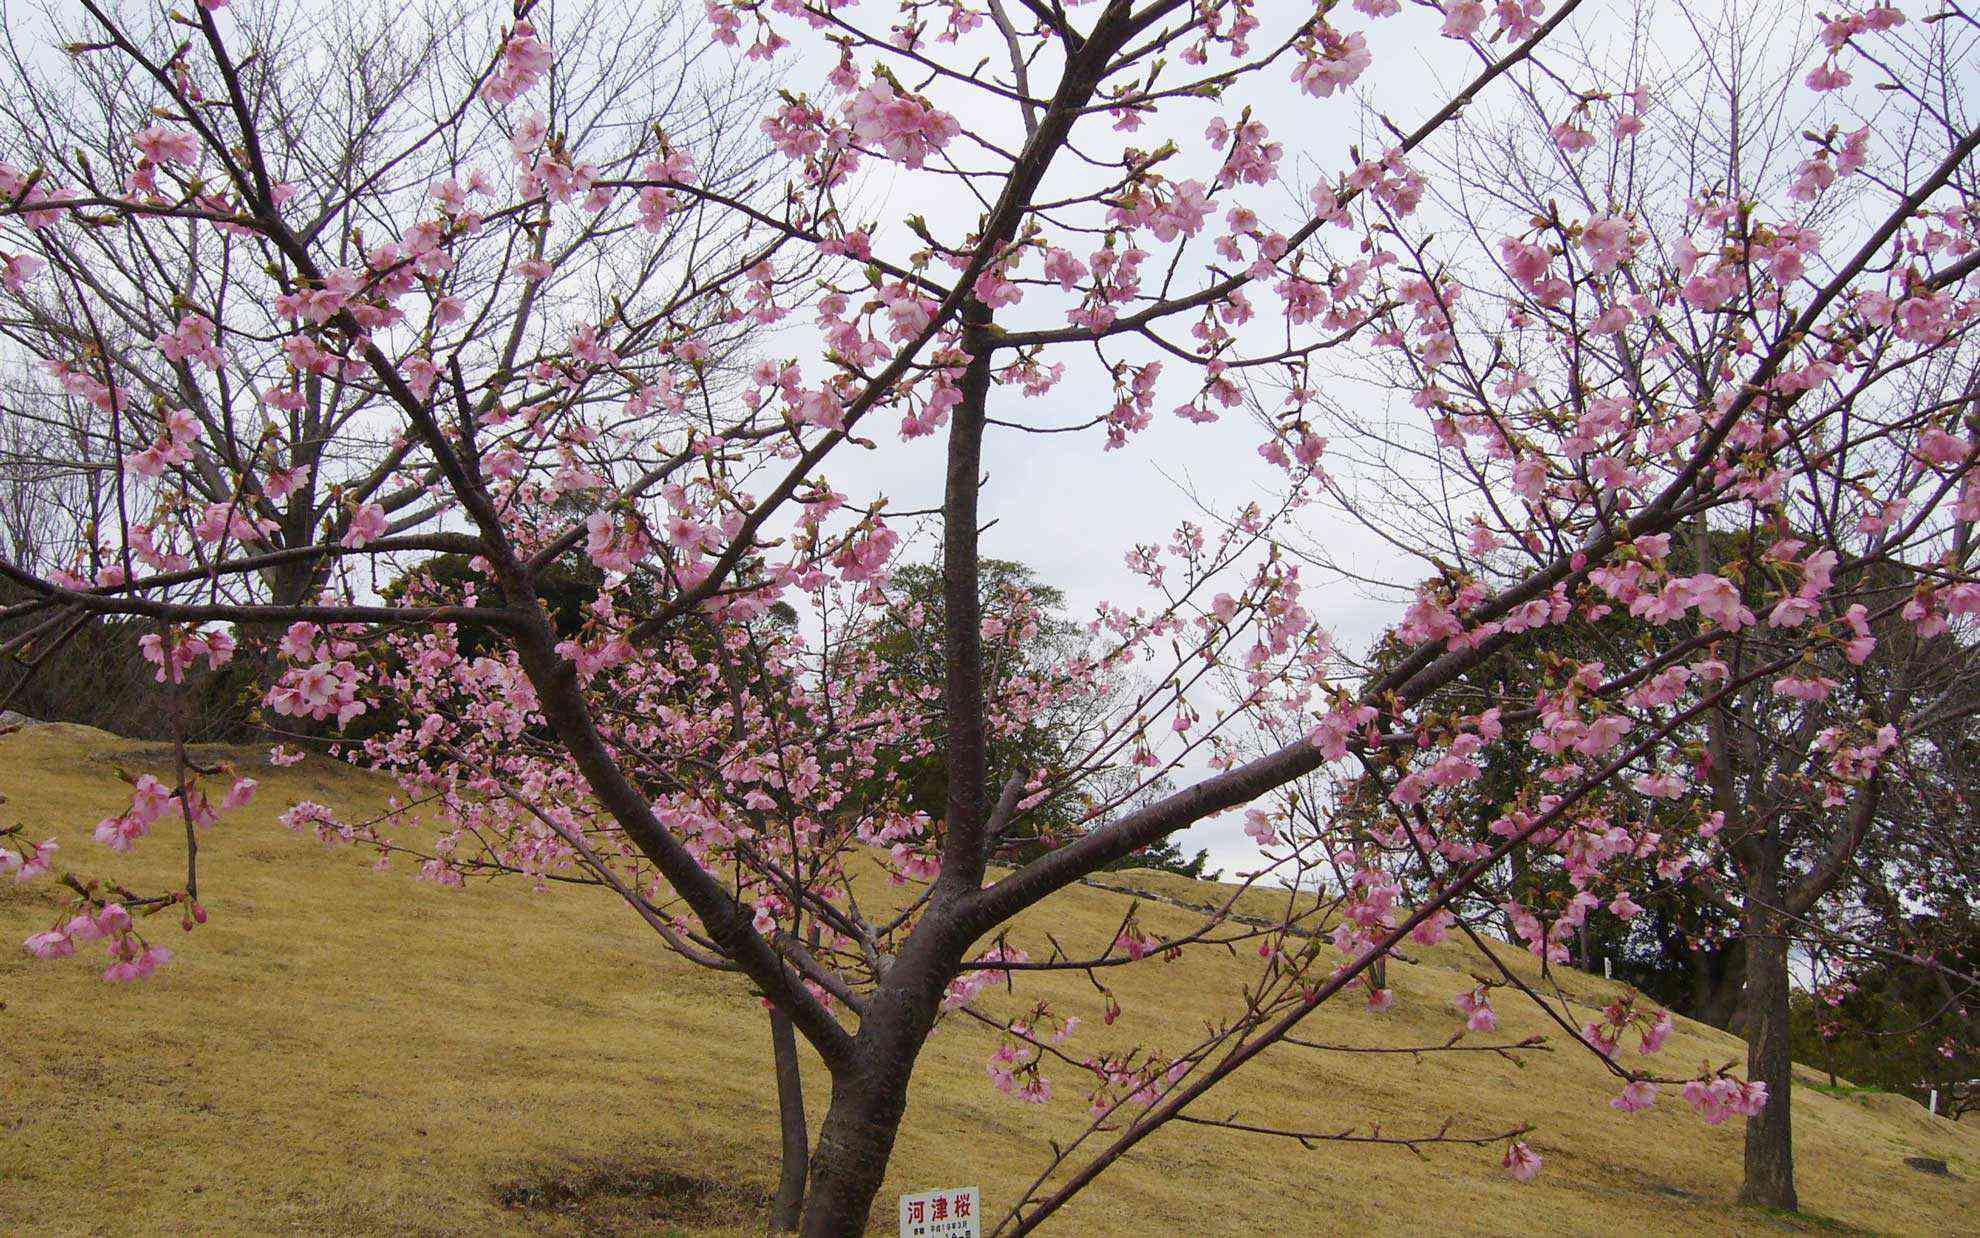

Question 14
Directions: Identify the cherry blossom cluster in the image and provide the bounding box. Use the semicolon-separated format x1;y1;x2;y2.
18;763;254;978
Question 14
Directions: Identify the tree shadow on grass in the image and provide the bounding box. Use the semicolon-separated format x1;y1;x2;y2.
495;1159;771;1235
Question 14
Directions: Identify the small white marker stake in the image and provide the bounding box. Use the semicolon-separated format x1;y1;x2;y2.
1929;1089;1938;1115
1604;956;1613;980
900;1186;980;1238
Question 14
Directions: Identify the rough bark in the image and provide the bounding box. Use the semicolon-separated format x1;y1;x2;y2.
799;1067;911;1237
1739;900;1799;1211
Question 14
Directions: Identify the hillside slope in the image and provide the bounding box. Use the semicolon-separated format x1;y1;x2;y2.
2;723;1972;1235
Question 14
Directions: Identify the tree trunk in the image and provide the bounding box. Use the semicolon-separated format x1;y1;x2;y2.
1739;909;1798;1211
797;956;954;1236
799;1066;913;1236
768;1008;809;1234
1689;937;1747;1032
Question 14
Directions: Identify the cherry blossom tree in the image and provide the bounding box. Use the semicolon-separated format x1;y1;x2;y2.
344;545;1114;1229
3;0;1975;1232
1263;1;1978;1206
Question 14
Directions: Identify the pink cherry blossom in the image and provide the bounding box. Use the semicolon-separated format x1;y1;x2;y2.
844;78;960;170
0;251;44;292
24;930;74;959
1611;1080;1658;1113
133;124;200;166
1502;1140;1542;1181
341;503;389;549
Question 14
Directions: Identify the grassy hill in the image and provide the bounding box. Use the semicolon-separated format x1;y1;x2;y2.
2;722;1972;1235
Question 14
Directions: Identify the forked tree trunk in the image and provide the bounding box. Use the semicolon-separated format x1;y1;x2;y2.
796;958;953;1235
768;1008;809;1233
1739;905;1798;1211
799;1065;914;1236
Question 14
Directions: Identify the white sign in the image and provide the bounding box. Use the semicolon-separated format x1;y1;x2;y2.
899;1186;980;1237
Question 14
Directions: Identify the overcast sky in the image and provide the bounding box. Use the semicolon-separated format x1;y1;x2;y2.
757;3;1617;875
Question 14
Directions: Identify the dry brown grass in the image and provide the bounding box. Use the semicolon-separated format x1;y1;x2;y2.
2;723;1972;1235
